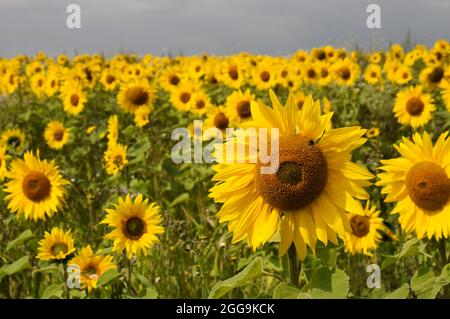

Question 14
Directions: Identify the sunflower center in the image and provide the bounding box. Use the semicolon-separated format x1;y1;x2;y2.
85;264;98;276
180;92;191;103
260;71;270;82
125;217;146;240
70;94;80;107
350;215;370;237
428;66;444;83
307;69;316;79
214;112;229;130
405;161;450;211
338;67;351;80
196;100;205;109
169;75;180;85
7;136;21;148
316;50;326;60
297;100;304;110
237;100;251;119
254;135;328;211
51;243;68;255
228;66;239;80
114;155;124;166
37;79;44;87
406;97;424;116
106;75;115;84
281;70;288;78
53;130;64;142
127;87;149;106
22;171;51;202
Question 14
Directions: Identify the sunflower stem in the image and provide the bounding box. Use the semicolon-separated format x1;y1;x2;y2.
439;238;447;268
287;245;300;288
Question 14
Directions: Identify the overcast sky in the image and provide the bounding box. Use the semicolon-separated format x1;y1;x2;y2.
1;0;450;57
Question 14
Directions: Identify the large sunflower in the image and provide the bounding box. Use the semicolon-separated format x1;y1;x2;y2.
101;194;164;258
44;121;70;150
393;85;435;128
343;201;396;256
37;227;76;261
69;245;116;292
376;132;450;240
209;91;373;259
3;151;68;221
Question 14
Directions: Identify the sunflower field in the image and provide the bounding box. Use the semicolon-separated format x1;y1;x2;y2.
1;40;450;300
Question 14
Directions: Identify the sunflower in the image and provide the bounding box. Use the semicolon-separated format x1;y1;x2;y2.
364;64;382;85
69;245;116;292
160;66;183;92
101;194;164;258
30;73;46;98
420;64;446;89
366;128;380;138
37;227;76;261
3;151;68;220
393;85;435;128
368;52;382;64
209;91;373;259
45;72;60;97
190;90;212;116
251;60;277;90
332;58;360;86
376;132;450;240
100;70;118;91
170;81;197;112
117;80;153;113
0;145;9;180
442;81;450;112
302;62;319;85
394;65;413;85
104;143;128;176
134;106;151;128
203;106;232;140
60;83;87;116
343;201;395;256
219;60;246;89
107;115;119;146
1;128;26;153
225;90;255;126
44;121;70;150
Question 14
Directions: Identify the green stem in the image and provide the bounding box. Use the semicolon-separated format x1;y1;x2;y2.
439;238;447;268
125;256;137;296
287;245;300;288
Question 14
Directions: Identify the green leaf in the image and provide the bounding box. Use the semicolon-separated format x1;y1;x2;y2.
6;230;34;252
142;287;158;299
170;193;189;207
411;264;450;299
41;283;64;299
309;268;349;299
32;265;60;275
273;283;312;299
0;256;30;280
381;238;426;269
96;268;121;288
208;256;263;298
384;283;410;299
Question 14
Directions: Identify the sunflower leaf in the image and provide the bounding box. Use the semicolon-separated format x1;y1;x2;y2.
0;255;30;280
273;283;308;299
41;283;64;299
6;230;34;252
208;256;263;299
96;268;121;288
383;283;410;299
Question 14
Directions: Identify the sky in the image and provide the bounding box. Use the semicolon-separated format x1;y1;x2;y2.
1;0;450;57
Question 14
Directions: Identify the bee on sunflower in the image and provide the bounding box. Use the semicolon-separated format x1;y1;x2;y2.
209;90;373;260
101;194;164;259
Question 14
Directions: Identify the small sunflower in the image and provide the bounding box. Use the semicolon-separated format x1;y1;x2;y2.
170;81;197;112
364;64;382;85
332;58;360;86
366;128;380;139
134;106;151;128
393;85;435;128
204;106;231;140
190;90;212;116
117;80;153;113
251;60;277;90
69;245;116;292
344;201;396;256
4;151;68;221
60;83;87;116
377;132;450;239
44;121;70;150
225;90;255;126
37;227;76;261
1;128;26;153
104;143;128;176
106;115;119;146
101;194;164;259
0;145;9;180
420;64;446;89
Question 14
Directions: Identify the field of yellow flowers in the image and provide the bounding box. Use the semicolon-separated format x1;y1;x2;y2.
1;40;450;299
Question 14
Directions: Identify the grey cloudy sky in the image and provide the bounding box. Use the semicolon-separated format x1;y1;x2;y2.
1;0;450;57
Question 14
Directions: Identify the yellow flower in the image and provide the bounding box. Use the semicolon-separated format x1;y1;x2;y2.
209;90;373;259
3;151;69;220
44;121;70;150
0;145;9;180
225;89;255;126
104;143;128;176
69;245;116;292
117;80;153;113
377;132;450;239
332;58;360;86
37;227;76;261
101;194;164;259
393;85;435;128
364;64;382;85
60;82;87;116
366;128;380;138
1;128;26;153
134;106;151;128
